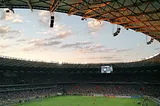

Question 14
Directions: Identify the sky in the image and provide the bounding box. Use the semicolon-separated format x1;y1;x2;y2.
0;9;159;63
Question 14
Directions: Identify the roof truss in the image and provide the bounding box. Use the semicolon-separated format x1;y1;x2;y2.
0;0;160;41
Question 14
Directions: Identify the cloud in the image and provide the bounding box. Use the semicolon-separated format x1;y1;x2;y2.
60;41;93;48
37;29;52;35
88;19;104;28
0;26;22;39
0;26;9;34
21;38;61;52
13;19;23;23
39;10;49;16
88;19;104;34
35;41;61;46
43;30;72;40
37;24;65;35
0;44;9;54
3;35;20;40
60;42;114;54
1;9;23;22
56;30;72;39
1;11;13;20
28;39;43;44
28;39;61;47
38;11;61;26
38;11;50;26
21;46;35;52
39;16;49;25
80;56;122;61
94;44;105;49
154;48;160;50
0;44;9;49
21;45;48;52
85;56;114;60
74;44;115;53
115;48;132;52
54;24;65;31
17;38;27;42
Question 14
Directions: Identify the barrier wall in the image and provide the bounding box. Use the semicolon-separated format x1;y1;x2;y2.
66;93;142;99
116;96;131;98
91;94;141;99
131;95;141;98
93;94;103;97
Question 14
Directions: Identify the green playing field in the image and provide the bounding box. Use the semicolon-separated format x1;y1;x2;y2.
16;96;157;106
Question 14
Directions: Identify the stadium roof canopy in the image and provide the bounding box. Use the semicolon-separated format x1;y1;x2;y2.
0;0;160;41
0;53;159;69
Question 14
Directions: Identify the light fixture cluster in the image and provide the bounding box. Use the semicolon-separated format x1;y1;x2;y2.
113;27;121;37
147;38;154;45
50;13;54;28
81;17;87;21
5;8;14;13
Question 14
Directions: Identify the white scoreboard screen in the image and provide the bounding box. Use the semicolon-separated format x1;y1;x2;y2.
101;66;113;73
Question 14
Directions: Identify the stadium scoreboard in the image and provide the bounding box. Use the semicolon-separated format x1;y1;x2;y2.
101;66;113;73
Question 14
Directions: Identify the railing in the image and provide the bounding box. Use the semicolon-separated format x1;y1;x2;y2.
148;96;160;105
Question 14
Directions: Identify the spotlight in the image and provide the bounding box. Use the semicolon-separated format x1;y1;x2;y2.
81;17;87;21
9;8;15;13
113;32;118;37
6;9;10;13
50;15;54;28
5;8;14;13
117;28;121;33
113;27;121;37
147;38;154;45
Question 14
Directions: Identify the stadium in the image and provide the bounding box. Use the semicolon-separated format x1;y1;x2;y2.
0;0;160;106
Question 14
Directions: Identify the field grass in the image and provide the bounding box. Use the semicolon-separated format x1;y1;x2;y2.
17;96;157;106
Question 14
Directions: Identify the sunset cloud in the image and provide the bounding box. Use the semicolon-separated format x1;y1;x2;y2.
1;9;23;22
39;10;48;16
79;56;122;62
35;40;61;46
13;19;23;23
28;38;61;47
44;30;72;40
0;26;22;39
38;11;61;26
0;44;9;49
88;19;104;34
17;38;27;42
115;48;132;52
60;41;93;48
0;26;9;34
74;44;115;54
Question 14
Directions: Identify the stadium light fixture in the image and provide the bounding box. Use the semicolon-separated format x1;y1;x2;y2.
81;17;87;21
113;26;121;37
50;13;54;28
49;0;62;28
27;0;33;12
5;9;10;13
5;8;14;13
147;37;154;45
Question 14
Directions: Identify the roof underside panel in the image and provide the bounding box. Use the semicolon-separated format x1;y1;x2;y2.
0;0;160;41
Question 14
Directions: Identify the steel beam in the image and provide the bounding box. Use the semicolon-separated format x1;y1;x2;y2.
116;19;160;25
50;0;62;12
96;0;157;20
27;0;33;11
125;25;160;29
